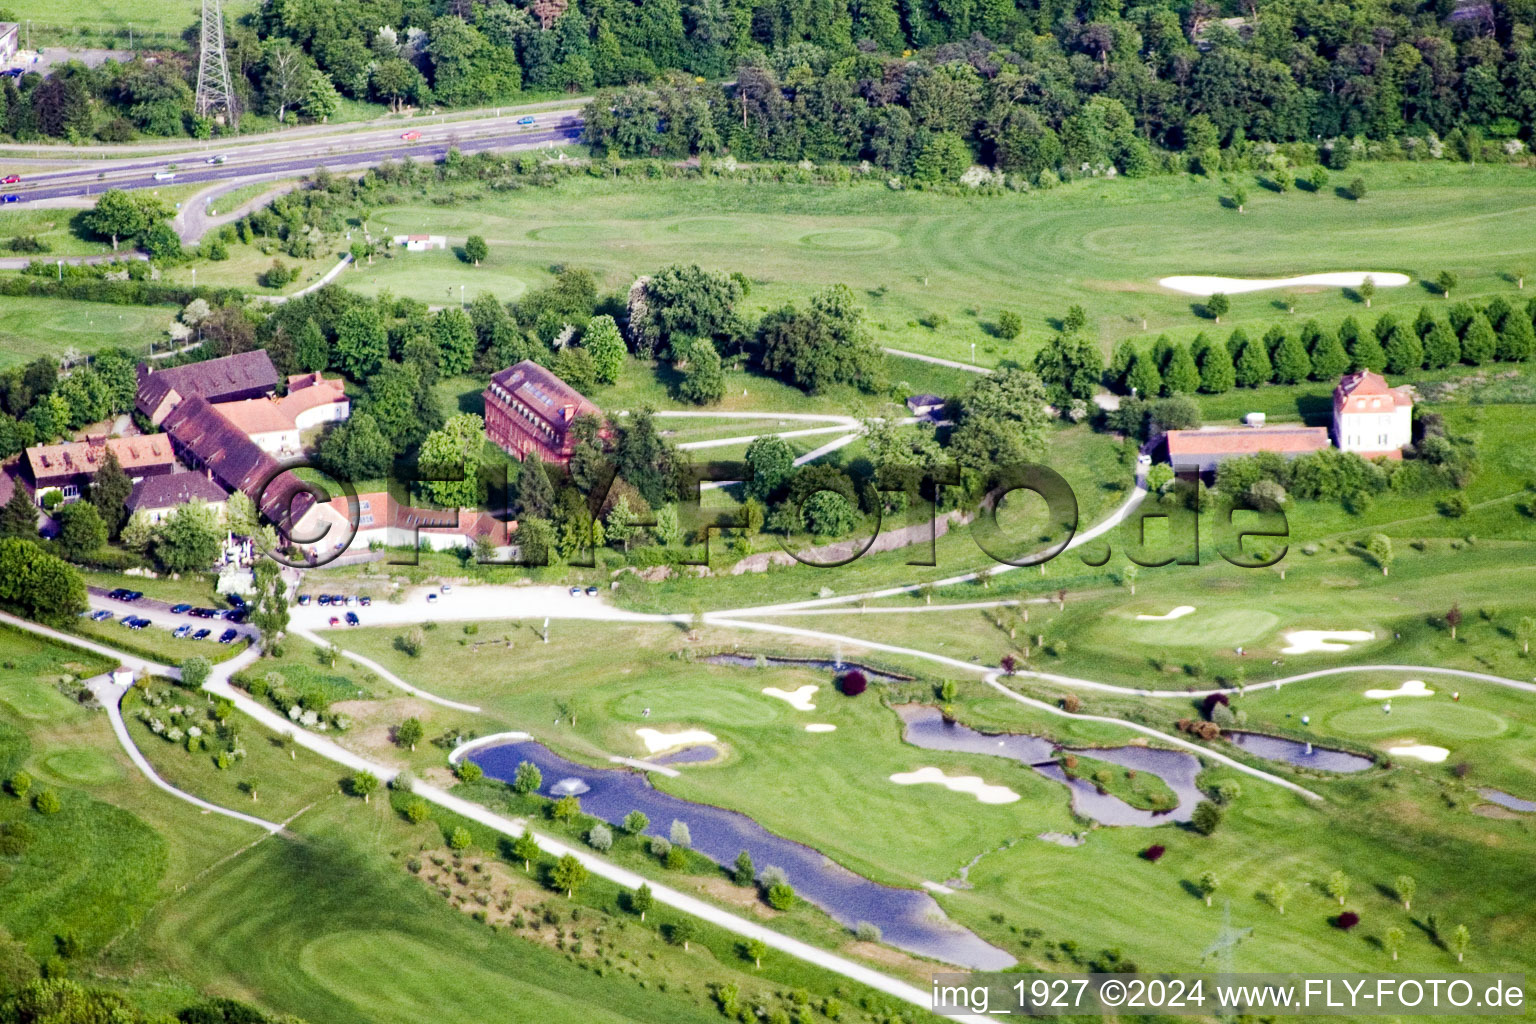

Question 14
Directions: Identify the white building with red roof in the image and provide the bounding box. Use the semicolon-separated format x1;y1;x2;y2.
1332;370;1413;458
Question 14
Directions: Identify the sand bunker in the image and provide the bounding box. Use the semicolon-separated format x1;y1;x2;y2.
763;685;818;711
1364;680;1435;700
1281;630;1375;654
1159;272;1411;296
1136;605;1195;621
805;723;837;733
889;766;1020;804
1388;743;1450;763
636;728;717;754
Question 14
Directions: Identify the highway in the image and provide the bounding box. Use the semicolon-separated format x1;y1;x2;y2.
0;112;586;203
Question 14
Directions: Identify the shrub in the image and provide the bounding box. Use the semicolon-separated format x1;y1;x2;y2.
838;670;867;696
587;824;613;851
1141;844;1166;861
766;882;796;910
1336;911;1360;930
855;921;882;942
1191;800;1223;835
454;760;483;783
33;789;61;815
1201;692;1230;718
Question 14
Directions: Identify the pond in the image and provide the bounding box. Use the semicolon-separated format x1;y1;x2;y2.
704;653;911;683
653;745;719;765
469;740;1014;970
1225;732;1374;773
1478;788;1536;813
896;705;1202;827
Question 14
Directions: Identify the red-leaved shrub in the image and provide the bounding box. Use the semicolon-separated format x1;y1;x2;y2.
839;670;868;696
1335;911;1360;930
1141;844;1166;862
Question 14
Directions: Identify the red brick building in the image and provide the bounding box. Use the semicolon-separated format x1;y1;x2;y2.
482;360;601;464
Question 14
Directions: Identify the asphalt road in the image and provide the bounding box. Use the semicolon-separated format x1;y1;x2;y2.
1;115;585;203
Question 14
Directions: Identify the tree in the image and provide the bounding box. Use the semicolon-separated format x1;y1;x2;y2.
668;919;699;951
742;939;767;968
1326;869;1351;905
433;308;478;378
1384;925;1404;961
83;190;145;251
1517;616;1536;655
1349;328;1387;373
395;717;423;751
1162;344;1200;394
1198;340;1236;394
1230;186;1247;213
1449;924;1470;963
249;558;288;645
153;502;222;573
514;458;555;520
678;336;726;405
350;771;379;803
512;760;542;795
1358;276;1376;308
88;449;131;539
1366;534;1393;575
1197;870;1219;906
1190;800;1222;835
1383;324;1424;374
7;770;31;799
587;824;613;851
757;285;881;393
0;484;37;539
1124;351;1161;398
334;306;388;379
1445;604;1462;639
1234;339;1272;388
766;882;795;910
1395;874;1417;911
1206;293;1230;323
1497;312;1536;361
317;412;394;482
1461;313;1497;364
631;882;653;921
583;315;625;385
732;849;755;886
1436;270;1458;298
54;502;106;561
33;789;60;815
449;826;473;851
1349;177;1367;201
745;436;796;502
997;311;1023;339
417;413;485;509
551;853;588;898
1265;880;1290;914
455;760;483;783
605;494;641;551
512;832;540;871
949;368;1053;471
463;234;488;266
0;539;87;623
1271;332;1312;383
1423;320;1461;369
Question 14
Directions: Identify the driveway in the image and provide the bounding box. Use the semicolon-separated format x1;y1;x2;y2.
288;584;685;633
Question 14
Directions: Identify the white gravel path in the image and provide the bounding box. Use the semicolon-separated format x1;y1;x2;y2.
1159;272;1411;296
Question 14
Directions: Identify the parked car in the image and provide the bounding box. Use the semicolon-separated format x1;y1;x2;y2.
401;130;421;141
173;625;192;639
328;616;341;626
345;612;360;626
218;629;238;644
344;595;357;607
516;116;536;125
585;586;599;596
298;594;312;606
106;588;129;600
123;590;143;602
569;586;582;596
224;609;249;623
171;603;191;614
1;175;19;184
193;628;211;640
227;593;247;609
191;607;217;618
426;593;438;604
358;596;372;607
441;584;453;594
90;609;113;622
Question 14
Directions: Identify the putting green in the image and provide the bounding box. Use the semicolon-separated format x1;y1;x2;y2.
607;683;784;728
41;747;125;786
0;679;82;722
797;228;900;252
1123;607;1279;647
299;930;637;1024
1324;703;1508;740
370;209;487;232
667;217;773;242
525;223;607;244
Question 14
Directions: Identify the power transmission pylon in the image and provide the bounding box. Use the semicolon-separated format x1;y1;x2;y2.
195;0;237;127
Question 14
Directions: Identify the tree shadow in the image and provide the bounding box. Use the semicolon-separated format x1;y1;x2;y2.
1178;878;1204;901
1217;195;1241;211
1192;302;1220;320
1419;278;1445;295
1332;186;1355;201
1294;394;1332;423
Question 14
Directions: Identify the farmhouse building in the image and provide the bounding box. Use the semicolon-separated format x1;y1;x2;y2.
25;435;177;503
126;472;231;524
214;375;349;455
136;350;281;426
290;489;511;559
391;234;447;251
161;396;314;532
1164;426;1331;475
483;360;601;465
1333;370;1413;458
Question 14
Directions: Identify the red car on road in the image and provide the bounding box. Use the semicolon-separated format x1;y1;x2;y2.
400;130;421;141
1;175;18;184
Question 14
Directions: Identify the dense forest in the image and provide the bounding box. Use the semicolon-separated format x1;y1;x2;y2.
0;0;1533;163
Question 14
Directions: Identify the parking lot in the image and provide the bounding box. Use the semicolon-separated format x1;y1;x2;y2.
86;587;259;647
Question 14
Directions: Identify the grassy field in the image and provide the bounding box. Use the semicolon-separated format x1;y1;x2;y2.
0;295;174;368
309;614;1536;988
3;0;259;45
180;162;1536;369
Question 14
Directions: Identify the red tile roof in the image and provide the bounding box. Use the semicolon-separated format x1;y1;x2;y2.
136;350;279;419
1334;370;1414;413
162;396;314;532
26;435;177;482
1165;426;1331;459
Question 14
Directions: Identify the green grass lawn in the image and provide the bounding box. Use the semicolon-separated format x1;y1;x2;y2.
0;295;174;369
5;0;259;44
68;616;251;667
0;208;114;258
203;162;1536;370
